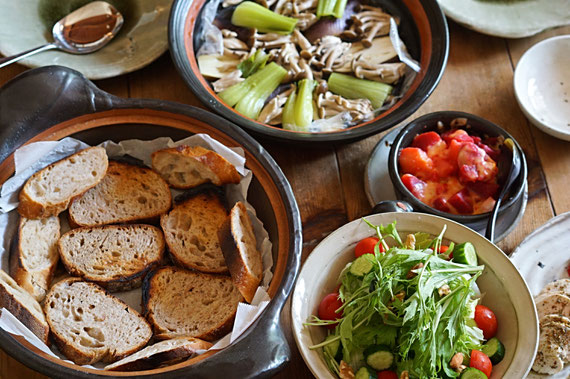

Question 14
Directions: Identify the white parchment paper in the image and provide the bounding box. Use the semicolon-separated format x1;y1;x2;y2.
0;134;274;369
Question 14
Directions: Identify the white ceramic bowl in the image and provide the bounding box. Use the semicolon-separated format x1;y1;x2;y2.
292;212;538;378
514;35;570;141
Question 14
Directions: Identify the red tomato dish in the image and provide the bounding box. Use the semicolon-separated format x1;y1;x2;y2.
398;128;502;215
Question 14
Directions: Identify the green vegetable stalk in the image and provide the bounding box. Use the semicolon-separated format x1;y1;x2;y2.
327;73;393;109
316;0;348;18
231;1;298;34
219;62;287;119
282;79;317;132
237;50;269;78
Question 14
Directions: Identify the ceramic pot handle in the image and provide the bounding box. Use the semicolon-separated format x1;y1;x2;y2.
370;200;413;215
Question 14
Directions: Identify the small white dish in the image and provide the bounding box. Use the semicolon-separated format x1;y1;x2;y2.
514;35;570;141
0;0;171;79
292;212;538;379
437;0;570;38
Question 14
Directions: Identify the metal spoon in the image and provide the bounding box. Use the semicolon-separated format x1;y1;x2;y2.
0;1;123;69
485;139;521;243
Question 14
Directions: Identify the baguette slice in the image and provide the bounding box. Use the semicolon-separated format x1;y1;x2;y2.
143;266;243;341
58;224;165;292
69;161;172;227
151;145;240;189
18;146;108;219
104;337;212;371
44;278;152;365
161;189;228;273
0;269;49;344
10;216;60;301
219;202;262;303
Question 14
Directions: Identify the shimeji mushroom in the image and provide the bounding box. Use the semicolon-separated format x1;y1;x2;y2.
249;30;293;49
257;86;295;124
353;62;406;84
213;69;244;92
342;5;392;47
275;43;313;81
309;36;351;75
315;91;374;123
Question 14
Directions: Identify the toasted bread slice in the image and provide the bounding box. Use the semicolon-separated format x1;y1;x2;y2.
58;224;165;292
44;278;152;365
0;269;49;344
18;146;108;219
10;216;60;302
104;337;212;371
143;266;242;341
151;145;240;189
219;202;262;303
160;189;228;273
69;161;172;227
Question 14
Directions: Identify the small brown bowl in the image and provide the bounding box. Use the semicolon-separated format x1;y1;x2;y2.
168;0;449;143
0;66;302;378
387;111;527;231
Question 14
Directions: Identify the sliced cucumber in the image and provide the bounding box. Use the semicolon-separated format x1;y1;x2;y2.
363;344;394;371
452;242;478;266
460;367;488;379
350;255;375;277
323;334;341;361
481;337;505;364
355;367;375;379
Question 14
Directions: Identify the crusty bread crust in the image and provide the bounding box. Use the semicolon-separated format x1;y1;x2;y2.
68;160;172;227
18;147;108;219
0;270;49;344
44;278;152;365
58;224;165;292
10;216;60;302
142;267;242;341
151;145;240;189
104;337;212;371
218;202;263;303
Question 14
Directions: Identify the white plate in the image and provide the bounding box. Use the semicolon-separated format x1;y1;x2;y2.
292;212;538;379
437;0;570;38
364;127;528;242
514;35;570;141
510;212;570;379
0;0;171;80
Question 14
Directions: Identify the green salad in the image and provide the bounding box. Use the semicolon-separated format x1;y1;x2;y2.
306;221;504;379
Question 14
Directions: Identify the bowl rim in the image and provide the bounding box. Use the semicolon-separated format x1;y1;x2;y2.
513;35;570;142
168;0;449;143
0;66;303;378
291;211;539;379
387;110;528;222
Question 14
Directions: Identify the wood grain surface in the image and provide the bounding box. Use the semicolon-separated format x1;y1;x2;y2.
0;19;569;379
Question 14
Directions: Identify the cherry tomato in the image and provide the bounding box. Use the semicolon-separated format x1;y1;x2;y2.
466;181;499;199
412;131;444;152
377;371;398;379
318;293;343;329
448;189;473;214
447;139;465;165
457;143;498;183
401;174;427;200
399;147;435;180
474;305;498;339
439;245;449;253
432;156;456;178
433;197;451;213
470;350;492;378
442;129;474;144
355;237;384;257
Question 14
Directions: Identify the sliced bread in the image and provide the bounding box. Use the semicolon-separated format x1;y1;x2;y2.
10;216;60;302
142;266;243;341
44;278;152;365
18;146;108;219
218;202;263;303
0;269;49;344
68;160;172;227
151;145;240;189
58;224;165;292
160;189;228;273
104;337;212;371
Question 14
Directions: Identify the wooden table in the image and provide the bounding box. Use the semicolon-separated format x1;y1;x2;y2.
0;19;568;379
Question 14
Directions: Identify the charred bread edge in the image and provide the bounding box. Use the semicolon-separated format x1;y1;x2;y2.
172;183;228;210
58;225;165;292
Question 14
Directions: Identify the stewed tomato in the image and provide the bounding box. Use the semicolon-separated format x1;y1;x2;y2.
398;125;501;215
474;305;498;340
355;237;384;257
470;350;492;378
318;293;343;329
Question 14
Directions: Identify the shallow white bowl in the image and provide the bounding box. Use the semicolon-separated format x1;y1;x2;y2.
291;212;538;378
514;35;570;141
